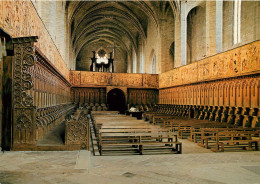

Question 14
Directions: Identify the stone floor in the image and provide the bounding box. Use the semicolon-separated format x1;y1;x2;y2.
37;122;65;146
0;140;260;184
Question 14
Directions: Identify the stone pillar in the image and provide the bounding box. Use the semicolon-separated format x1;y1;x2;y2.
128;52;133;73
136;39;142;73
174;17;181;68
139;42;143;73
216;0;223;53
181;1;187;66
65;10;70;67
132;48;137;73
206;1;216;56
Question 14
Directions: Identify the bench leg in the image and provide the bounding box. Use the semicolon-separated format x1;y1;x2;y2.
205;139;208;149
255;142;259;151
246;142;253;151
166;138;173;147
220;142;224;152
139;145;143;155
175;143;182;154
100;145;102;156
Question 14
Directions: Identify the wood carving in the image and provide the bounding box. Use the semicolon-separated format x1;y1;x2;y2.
159;75;259;108
1;1;70;81
159;41;260;88
12;36;38;145
70;71;159;89
65;111;90;150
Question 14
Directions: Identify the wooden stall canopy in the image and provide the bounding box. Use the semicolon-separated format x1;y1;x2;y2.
158;41;260;108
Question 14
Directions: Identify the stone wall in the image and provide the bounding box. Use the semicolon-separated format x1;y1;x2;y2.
223;1;233;52
159;12;175;73
0;1;70;80
241;1;260;44
144;18;161;74
187;4;206;64
76;43;127;73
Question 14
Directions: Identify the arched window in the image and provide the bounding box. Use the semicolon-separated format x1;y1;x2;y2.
233;0;241;44
151;53;156;74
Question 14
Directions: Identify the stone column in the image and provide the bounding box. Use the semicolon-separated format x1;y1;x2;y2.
206;1;216;56
139;43;144;73
216;0;223;53
174;17;181;68
181;1;187;66
136;38;142;73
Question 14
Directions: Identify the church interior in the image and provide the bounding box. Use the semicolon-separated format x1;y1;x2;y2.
0;0;259;183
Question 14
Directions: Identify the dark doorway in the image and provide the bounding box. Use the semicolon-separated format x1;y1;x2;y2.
107;88;126;114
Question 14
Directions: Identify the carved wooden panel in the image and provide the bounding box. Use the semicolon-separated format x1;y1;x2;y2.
159;76;259;108
12;37;38;145
159;41;260;88
11;37;73;150
128;89;158;105
71;87;106;104
65;111;90;150
28;54;71;109
70;71;159;89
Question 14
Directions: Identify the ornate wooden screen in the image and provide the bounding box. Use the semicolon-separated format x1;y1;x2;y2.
12;37;38;147
11;37;75;150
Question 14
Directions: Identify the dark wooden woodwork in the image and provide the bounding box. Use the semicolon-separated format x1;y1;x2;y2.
11;37;75;150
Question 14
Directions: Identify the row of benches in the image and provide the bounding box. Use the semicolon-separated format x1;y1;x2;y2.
142;105;260;152
91;111;182;155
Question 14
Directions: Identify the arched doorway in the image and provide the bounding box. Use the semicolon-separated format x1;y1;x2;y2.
107;88;126;114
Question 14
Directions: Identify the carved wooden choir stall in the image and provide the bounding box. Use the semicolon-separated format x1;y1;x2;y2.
4;35;260;154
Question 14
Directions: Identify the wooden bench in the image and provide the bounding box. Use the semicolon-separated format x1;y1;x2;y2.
99;132;181;155
179;122;234;140
211;130;259;152
91;111;183;155
197;128;260;151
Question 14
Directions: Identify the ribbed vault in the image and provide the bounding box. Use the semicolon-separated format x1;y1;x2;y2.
66;1;180;72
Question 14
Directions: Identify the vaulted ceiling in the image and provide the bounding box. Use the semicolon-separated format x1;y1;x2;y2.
66;1;180;71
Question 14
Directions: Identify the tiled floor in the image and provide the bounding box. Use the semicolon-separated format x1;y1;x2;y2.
0;140;259;184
